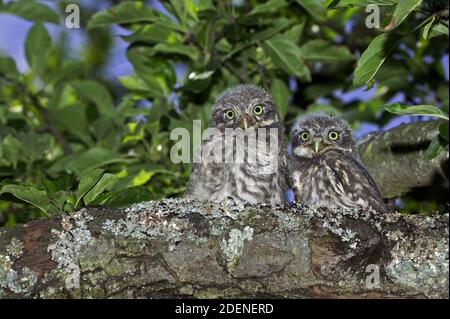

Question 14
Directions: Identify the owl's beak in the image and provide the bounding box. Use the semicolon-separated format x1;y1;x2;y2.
240;115;254;130
241;118;249;130
313;138;323;154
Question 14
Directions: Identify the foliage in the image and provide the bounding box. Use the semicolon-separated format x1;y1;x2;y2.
0;0;448;225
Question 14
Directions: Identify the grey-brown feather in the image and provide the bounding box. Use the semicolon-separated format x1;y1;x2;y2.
186;85;287;205
289;112;386;213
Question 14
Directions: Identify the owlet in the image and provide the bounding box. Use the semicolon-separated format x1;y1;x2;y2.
186;85;287;205
289;112;386;213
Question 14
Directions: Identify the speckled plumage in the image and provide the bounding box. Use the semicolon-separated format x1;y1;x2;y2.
186;85;287;205
289;113;386;213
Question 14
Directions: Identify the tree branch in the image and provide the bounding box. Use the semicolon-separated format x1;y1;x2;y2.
358;120;448;198
0;200;448;299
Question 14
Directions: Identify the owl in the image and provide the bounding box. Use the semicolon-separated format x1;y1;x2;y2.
289;112;386;213
186;84;287;205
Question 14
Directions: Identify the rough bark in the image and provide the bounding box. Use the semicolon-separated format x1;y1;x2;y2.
358;120;448;198
0;199;448;299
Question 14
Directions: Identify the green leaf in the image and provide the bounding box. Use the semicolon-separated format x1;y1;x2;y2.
118;75;152;91
75;169;104;208
0;184;57;215
428;22;449;39
168;0;198;26
72;80;114;117
384;103;449;120
262;34;311;80
334;0;396;6
248;0;287;16
105;186;152;208
270;78;290;121
87;1;184;32
1;135;22;168
384;0;422;31
122;25;180;44
353;33;400;87
426;135;443;159
49;148;126;174
301;40;354;61
0;56;19;79
83;173;118;205
25;23;51;71
1;0;59;24
421;15;436;40
294;0;327;22
222;18;292;61
132;169;156;186
283;23;306;43
42;175;72;194
42;179;74;212
48;104;93;146
152;43;199;61
127;47;176;97
49;60;86;85
439;123;449;142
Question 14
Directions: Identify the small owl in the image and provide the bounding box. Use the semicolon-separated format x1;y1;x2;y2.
186;84;287;205
289;112;386;213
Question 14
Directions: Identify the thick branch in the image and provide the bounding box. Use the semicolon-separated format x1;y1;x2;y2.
0;200;448;299
358;120;448;198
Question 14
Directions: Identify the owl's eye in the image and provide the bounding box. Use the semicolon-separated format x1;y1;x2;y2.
300;132;309;141
224;110;235;120
253;104;264;115
328;131;339;140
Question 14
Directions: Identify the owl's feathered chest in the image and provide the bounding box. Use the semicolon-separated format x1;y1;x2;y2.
187;132;286;204
292;154;360;209
290;151;385;212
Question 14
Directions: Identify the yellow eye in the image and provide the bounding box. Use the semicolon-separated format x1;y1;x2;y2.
328;131;339;140
253;105;264;115
225;110;235;120
301;132;309;141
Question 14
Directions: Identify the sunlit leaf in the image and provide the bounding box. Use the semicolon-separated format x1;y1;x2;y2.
353;33;400;87
0;184;57;215
88;1;184;32
384;0;422;31
384;103;449;120
83;173;118;205
75;169;104;207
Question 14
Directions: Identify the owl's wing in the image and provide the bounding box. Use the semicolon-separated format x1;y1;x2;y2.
325;154;387;213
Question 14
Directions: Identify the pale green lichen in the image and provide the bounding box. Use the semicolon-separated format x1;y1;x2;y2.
0;238;37;295
220;226;254;270
47;208;94;268
386;230;449;298
6;237;24;258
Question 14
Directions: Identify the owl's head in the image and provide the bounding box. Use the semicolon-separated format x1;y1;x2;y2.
291;113;356;158
211;85;281;131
